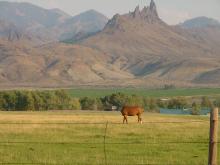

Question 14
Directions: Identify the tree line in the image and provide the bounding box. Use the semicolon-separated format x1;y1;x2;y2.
0;90;219;114
0;90;80;111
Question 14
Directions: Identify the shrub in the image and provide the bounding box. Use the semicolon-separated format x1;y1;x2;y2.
71;98;81;110
168;97;188;109
125;95;144;107
213;98;220;108
201;96;213;109
144;97;159;112
101;93;128;110
80;97;97;110
164;84;176;90
191;102;201;115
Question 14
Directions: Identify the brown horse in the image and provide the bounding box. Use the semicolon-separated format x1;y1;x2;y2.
121;106;144;124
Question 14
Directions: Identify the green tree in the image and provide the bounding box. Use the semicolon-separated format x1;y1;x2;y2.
144;97;158;112
125;95;144;107
55;90;72;110
201;96;213;108
96;98;104;111
0;92;3;110
71;98;81;110
157;99;168;108
2;91;17;111
213;98;220;108
191;102;201;115
168;97;188;109
32;91;44;111
80;97;97;110
101;93;128;110
24;92;35;111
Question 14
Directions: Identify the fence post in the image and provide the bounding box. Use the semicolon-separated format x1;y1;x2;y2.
104;121;108;165
208;108;218;165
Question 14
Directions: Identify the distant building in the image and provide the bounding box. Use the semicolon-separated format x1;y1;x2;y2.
160;98;170;101
105;106;118;111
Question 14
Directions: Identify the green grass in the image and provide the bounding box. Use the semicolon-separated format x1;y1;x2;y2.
67;88;220;98
0;111;219;164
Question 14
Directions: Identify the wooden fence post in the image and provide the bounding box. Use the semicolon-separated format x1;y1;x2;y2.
104;121;108;165
208;107;218;165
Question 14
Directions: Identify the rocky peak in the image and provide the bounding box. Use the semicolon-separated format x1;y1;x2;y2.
133;6;141;18
104;0;163;30
105;14;121;29
131;0;160;23
141;0;159;23
149;0;158;18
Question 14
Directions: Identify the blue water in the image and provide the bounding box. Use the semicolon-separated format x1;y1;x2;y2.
160;108;211;115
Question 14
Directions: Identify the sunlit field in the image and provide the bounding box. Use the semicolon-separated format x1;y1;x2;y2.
0;111;219;165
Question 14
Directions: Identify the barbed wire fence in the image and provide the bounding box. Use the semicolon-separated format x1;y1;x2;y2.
0;109;218;165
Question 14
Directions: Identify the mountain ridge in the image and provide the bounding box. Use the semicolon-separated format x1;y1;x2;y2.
0;1;108;42
0;0;220;88
180;16;220;28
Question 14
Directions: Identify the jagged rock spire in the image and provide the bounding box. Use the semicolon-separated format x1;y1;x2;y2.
105;0;163;29
133;6;141;18
150;0;156;9
149;0;158;18
140;0;160;23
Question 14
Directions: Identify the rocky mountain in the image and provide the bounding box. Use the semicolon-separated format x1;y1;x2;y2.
80;0;220;87
54;10;108;41
0;1;108;42
180;17;220;28
0;1;70;29
0;19;22;41
0;0;220;88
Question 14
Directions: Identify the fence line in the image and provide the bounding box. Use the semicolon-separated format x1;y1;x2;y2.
0;120;209;125
0;141;213;145
0;163;192;165
0;117;216;165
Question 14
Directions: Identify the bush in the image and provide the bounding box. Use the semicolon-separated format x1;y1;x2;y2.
191;102;201;115
164;84;175;90
144;97;159;112
125;95;144;107
96;98;104;111
213;98;220;108
101;93;145;111
80;97;97;110
168;97;188;109
157;99;168;108
1;91;17;111
71;98;81;110
201;96;213;109
101;93;128;110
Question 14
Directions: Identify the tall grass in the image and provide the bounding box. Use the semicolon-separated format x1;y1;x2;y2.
0;111;219;164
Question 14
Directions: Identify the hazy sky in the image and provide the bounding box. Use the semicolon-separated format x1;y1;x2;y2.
2;0;220;24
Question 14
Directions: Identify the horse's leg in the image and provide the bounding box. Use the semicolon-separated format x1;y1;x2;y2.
125;115;128;124
138;114;142;124
123;116;125;124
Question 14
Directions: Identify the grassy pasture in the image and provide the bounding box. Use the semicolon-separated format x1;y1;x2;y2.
67;88;220;98
0;111;219;165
